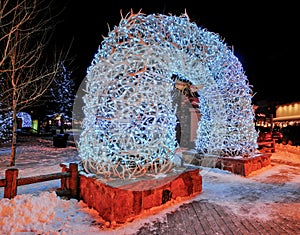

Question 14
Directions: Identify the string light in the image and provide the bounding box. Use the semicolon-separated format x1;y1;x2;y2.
77;12;258;179
16;112;32;128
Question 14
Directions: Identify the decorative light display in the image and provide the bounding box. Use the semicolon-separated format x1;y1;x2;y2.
78;11;258;179
16;112;32;128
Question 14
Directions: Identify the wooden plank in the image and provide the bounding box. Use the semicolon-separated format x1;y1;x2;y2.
257;141;273;145
224;211;252;235
258;140;275;153
69;163;79;198
4;168;18;199
0;178;6;187
179;203;200;234
239;218;261;234
221;212;246;235
192;200;220;235
250;219;270;234
203;202;227;234
271;217;300;234
60;163;69;190
1;164;77;199
166;209;186;234
206;202;236;235
17;172;70;186
187;201;207;234
252;219;280;235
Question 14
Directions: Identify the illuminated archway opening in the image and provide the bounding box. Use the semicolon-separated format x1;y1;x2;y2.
76;11;258;179
16;112;32;128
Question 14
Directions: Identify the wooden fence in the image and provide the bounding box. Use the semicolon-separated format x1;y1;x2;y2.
0;162;79;199
257;139;276;153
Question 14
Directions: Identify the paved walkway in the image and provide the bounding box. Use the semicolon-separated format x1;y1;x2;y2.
134;156;300;235
135;200;299;235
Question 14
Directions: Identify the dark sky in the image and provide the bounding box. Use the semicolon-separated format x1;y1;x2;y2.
55;1;298;104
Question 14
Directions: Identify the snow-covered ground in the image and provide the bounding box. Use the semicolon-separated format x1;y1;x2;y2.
0;135;299;234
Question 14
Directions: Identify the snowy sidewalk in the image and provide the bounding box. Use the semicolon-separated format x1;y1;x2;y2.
114;151;300;235
135;149;300;234
136;199;299;235
0;137;300;234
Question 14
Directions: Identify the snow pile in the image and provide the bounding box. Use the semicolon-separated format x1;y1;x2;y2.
1;192;60;233
0;190;192;234
0;191;103;234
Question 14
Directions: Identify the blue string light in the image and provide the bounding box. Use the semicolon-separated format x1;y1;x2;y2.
78;11;258;179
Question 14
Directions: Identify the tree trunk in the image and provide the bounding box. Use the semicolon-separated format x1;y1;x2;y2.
60;116;65;134
9;96;17;167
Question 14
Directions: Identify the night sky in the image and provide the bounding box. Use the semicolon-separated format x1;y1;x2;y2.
54;1;298;104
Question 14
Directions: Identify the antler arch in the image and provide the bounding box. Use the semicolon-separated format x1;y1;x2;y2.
78;12;258;179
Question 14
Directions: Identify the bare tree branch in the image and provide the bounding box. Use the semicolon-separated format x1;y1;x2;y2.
0;0;71;166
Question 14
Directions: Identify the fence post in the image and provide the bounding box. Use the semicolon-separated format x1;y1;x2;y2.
4;168;19;199
60;163;68;190
69;163;79;199
272;139;276;153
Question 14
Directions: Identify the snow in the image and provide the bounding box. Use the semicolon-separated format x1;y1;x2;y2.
1;135;300;234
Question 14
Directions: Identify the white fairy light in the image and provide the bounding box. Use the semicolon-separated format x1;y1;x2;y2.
77;11;258;179
16;112;32;128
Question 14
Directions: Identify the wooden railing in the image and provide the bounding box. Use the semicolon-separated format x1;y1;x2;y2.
0;162;79;199
257;139;276;153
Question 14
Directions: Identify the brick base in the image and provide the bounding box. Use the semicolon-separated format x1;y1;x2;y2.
79;167;202;223
217;153;272;176
182;150;272;177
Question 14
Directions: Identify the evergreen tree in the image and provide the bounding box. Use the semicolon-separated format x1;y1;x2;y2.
49;62;75;133
0;103;11;144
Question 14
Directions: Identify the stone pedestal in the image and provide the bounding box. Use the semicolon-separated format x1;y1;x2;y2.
182;150;272;176
79;167;202;223
218;153;272;176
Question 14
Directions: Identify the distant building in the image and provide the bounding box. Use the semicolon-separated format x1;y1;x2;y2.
273;102;300;127
254;101;276;130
